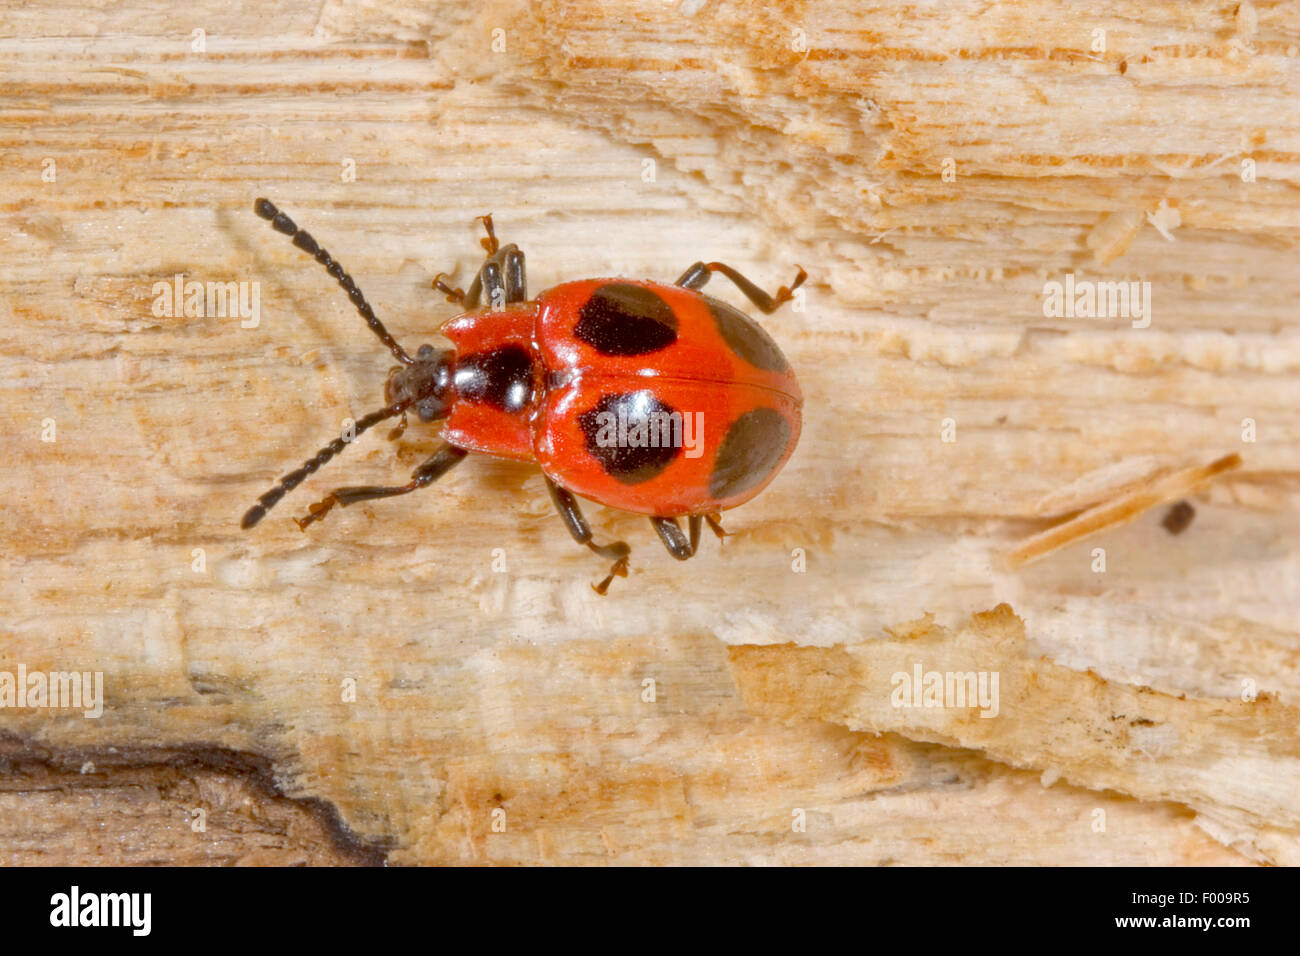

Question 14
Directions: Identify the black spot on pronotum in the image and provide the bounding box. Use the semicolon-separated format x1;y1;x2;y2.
574;283;679;355
579;391;682;484
706;297;789;373
453;345;534;413
709;408;791;499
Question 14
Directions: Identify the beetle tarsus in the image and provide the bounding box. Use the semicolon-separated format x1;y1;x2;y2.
591;556;630;595
432;273;466;305
477;214;499;255
294;495;339;531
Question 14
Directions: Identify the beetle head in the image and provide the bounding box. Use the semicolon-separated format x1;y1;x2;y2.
385;344;455;421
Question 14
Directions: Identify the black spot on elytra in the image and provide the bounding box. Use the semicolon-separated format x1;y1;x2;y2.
579;391;682;484
709;408;791;499
706;297;789;372
574;283;678;355
453;345;534;413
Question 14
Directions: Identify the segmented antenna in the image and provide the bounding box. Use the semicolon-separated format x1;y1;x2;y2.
241;400;409;529
254;198;412;365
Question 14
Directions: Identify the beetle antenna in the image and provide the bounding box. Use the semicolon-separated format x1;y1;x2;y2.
254;198;413;365
241;400;410;529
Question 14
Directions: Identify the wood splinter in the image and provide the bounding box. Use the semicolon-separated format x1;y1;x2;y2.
1006;453;1242;568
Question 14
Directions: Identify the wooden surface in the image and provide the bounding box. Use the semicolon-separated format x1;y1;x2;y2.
1;0;1298;864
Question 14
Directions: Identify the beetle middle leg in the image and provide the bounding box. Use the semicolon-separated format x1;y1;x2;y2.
545;478;631;594
674;261;806;313
294;444;470;530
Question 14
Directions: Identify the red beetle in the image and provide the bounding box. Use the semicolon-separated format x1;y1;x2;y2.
242;199;804;592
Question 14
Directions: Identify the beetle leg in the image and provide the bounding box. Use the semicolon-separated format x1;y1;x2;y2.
501;246;527;303
462;212;522;306
293;444;469;530
674;261;807;313
651;516;695;561
386;411;408;441
689;515;702;553
241;400;408;530
545;478;631;594
463;259;497;311
704;512;728;539
591;560;630;596
465;244;525;310
456;212;526;309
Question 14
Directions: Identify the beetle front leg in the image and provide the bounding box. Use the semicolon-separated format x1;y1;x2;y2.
465;246;526;309
294;444;469;530
500;246;526;303
458;215;527;309
435;214;527;309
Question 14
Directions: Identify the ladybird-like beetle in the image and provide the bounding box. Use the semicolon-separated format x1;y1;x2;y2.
241;199;804;592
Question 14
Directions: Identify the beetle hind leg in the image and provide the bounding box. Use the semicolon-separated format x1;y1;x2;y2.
545;478;631;594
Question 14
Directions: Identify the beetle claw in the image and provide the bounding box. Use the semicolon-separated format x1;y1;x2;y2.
294;495;338;531
704;513;729;540
774;266;807;306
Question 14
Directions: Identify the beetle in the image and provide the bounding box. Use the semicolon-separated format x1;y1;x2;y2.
241;199;804;592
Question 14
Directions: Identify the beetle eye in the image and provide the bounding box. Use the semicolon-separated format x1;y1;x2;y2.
417;343;435;359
